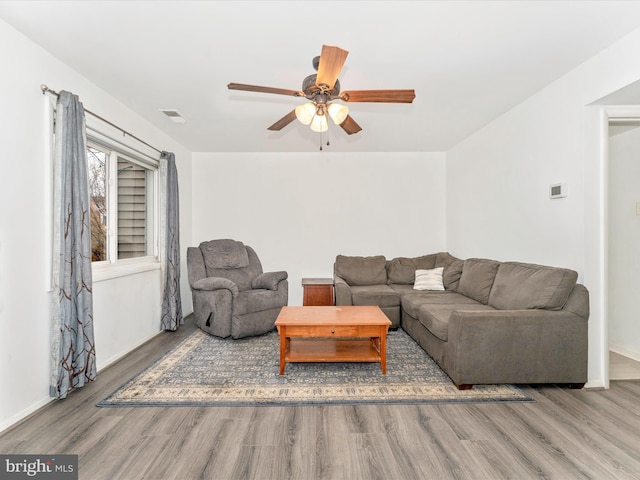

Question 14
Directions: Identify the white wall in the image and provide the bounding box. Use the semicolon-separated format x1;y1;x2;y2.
608;126;640;361
446;26;640;388
0;18;193;432
191;152;446;306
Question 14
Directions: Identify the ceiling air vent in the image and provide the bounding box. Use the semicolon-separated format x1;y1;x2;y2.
159;109;186;124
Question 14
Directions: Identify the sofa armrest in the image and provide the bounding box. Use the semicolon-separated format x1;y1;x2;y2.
252;271;288;290
192;277;239;296
334;274;353;306
445;309;588;385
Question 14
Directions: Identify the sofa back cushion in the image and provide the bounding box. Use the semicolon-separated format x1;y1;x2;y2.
335;255;387;286
457;258;500;304
387;254;437;284
488;262;578;310
435;252;464;291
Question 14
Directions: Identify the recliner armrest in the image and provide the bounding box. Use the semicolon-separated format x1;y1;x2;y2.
252;271;288;290
192;277;239;296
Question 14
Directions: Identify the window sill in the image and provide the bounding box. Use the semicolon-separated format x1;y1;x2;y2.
92;257;161;282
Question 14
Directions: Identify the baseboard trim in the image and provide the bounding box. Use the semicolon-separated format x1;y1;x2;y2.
97;330;163;372
609;343;640;363
0;395;54;435
585;380;606;390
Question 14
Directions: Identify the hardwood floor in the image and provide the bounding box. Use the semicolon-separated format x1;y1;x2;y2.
2;317;640;480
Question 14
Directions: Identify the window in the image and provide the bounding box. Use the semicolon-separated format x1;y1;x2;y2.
87;140;157;264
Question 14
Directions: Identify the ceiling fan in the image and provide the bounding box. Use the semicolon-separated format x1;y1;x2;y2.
228;45;416;138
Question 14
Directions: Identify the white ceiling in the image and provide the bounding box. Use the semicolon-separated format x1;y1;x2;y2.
2;1;640;153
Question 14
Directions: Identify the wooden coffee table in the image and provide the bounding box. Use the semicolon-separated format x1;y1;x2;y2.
274;306;392;375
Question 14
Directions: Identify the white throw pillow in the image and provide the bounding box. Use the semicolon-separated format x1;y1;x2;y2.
413;267;445;291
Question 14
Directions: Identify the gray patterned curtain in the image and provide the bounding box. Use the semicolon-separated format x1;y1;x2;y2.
50;91;97;399
160;151;183;330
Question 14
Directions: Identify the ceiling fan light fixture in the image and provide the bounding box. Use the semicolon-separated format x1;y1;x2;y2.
310;113;328;133
328;103;349;125
295;103;315;125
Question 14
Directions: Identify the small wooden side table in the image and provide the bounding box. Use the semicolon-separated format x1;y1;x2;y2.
302;278;335;306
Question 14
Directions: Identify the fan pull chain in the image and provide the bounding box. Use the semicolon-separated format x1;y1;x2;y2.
319;124;331;151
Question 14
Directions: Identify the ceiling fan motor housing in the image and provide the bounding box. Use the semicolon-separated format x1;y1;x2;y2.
302;74;340;97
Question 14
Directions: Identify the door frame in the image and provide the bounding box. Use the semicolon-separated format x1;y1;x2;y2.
594;106;640;389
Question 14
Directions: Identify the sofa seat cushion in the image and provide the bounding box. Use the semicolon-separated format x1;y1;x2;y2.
418;304;496;341
488;261;578;310
389;284;421;295
457;258;500;304
350;285;400;307
400;291;480;318
335;255;387;286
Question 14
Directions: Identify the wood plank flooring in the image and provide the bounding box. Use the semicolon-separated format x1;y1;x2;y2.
2;316;640;480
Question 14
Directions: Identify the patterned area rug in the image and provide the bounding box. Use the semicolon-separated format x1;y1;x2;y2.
98;329;533;406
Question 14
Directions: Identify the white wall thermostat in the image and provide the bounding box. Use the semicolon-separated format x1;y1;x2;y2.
549;182;568;199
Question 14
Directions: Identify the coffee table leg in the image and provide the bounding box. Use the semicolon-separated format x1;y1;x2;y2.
380;329;387;375
279;333;287;375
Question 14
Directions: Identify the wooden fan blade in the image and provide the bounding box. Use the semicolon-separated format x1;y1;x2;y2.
228;83;304;97
267;110;297;131
339;115;362;135
340;89;416;103
316;45;349;90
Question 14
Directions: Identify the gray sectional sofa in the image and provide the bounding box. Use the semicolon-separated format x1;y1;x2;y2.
334;252;589;389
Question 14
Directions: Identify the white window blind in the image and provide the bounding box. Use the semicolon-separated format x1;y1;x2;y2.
117;157;148;259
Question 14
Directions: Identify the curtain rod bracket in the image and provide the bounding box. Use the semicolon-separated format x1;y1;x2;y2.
41;84;55;95
39;84;163;155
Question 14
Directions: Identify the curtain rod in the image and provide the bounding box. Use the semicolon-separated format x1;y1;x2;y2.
41;84;164;156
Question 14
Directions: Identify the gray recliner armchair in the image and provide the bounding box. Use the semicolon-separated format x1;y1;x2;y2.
187;239;288;339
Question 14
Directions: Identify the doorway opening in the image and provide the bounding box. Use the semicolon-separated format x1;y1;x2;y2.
607;117;640;380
